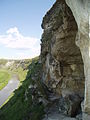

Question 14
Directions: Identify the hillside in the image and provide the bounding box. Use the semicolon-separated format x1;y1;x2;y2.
0;58;33;90
0;69;11;90
0;0;89;120
0;57;45;120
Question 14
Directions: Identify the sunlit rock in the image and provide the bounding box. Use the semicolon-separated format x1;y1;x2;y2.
65;0;90;118
41;0;85;118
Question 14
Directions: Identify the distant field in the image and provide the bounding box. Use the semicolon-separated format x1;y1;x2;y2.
0;57;39;90
0;70;11;90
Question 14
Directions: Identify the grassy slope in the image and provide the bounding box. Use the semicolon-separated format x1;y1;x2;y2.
0;59;7;65
8;59;34;82
0;70;11;90
0;57;45;120
13;67;27;82
0;58;33;90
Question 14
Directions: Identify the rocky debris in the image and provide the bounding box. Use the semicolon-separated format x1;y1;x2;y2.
38;97;48;106
43;94;82;119
27;81;48;107
42;87;83;119
58;95;82;117
82;113;90;120
43;113;77;120
48;92;60;101
28;84;37;89
76;114;82;120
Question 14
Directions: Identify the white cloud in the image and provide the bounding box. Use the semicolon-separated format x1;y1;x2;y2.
0;27;40;59
16;52;34;59
0;27;40;49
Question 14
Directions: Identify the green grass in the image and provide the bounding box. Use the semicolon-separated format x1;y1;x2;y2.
0;93;14;109
0;70;11;90
0;57;45;120
0;59;7;65
12;67;28;82
7;58;36;82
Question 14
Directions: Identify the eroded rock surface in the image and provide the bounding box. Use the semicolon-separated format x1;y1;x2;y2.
40;0;85;119
41;0;84;97
65;0;90;119
66;0;90;113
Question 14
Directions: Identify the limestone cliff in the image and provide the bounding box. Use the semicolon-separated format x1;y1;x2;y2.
40;0;90;119
0;1;90;120
65;0;90;115
41;0;84;96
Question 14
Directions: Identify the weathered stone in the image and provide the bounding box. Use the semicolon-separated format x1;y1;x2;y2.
82;113;90;120
58;95;81;117
40;0;90;119
38;97;48;106
65;0;90;117
41;1;85;118
41;0;84;98
43;113;77;120
76;114;82;120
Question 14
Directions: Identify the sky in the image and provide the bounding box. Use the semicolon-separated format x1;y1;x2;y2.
0;0;55;59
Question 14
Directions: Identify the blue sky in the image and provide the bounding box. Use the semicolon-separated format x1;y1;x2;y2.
0;0;55;59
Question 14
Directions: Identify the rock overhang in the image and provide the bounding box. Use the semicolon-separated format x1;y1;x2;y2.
65;0;90;117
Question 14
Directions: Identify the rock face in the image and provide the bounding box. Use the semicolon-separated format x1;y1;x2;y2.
41;0;85;97
40;0;85;118
65;0;90;118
